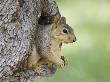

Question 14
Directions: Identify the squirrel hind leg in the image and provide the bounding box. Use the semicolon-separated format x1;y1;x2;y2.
34;59;53;75
34;65;43;75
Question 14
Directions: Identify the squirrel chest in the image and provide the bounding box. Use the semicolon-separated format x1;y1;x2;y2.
50;37;61;57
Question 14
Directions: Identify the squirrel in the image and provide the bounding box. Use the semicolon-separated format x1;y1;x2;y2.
27;16;76;75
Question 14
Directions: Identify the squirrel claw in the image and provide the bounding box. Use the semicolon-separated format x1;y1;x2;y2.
61;56;68;66
57;61;64;69
60;64;64;69
34;66;43;75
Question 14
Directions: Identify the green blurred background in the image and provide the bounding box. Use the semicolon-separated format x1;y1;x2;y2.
35;0;110;82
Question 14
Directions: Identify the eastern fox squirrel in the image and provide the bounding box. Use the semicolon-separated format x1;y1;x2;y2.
27;16;76;75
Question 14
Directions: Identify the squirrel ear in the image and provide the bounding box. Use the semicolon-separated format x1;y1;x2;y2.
53;15;60;24
51;15;61;30
57;16;66;26
60;16;66;24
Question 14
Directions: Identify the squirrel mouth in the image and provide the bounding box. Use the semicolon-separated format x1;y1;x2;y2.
63;41;69;44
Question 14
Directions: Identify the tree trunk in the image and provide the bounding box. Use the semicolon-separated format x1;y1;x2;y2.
0;0;60;81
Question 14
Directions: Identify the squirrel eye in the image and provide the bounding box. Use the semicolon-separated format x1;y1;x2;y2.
63;29;68;33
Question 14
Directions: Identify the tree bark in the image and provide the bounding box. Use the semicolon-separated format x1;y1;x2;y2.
0;0;60;81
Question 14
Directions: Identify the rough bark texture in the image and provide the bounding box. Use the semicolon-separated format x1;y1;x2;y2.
0;0;60;81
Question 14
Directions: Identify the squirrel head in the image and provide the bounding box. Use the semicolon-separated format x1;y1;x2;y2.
51;16;76;43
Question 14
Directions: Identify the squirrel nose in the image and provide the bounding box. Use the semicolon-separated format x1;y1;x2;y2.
73;40;75;42
73;37;76;42
73;39;76;42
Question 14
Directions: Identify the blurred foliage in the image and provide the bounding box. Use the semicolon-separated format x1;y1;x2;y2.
34;0;110;82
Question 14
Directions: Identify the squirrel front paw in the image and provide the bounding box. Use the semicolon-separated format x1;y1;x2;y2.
48;56;65;68
56;59;65;68
61;56;68;66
